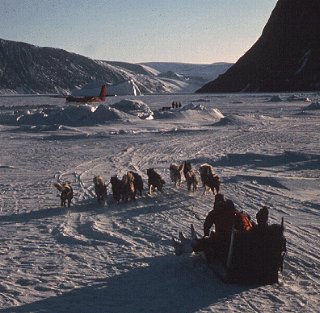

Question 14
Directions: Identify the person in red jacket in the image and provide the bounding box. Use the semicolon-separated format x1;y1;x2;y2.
203;194;236;240
189;194;236;262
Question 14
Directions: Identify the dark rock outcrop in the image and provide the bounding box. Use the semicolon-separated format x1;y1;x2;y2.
197;0;320;93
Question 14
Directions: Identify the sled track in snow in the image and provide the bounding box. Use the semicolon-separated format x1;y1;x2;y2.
0;97;319;312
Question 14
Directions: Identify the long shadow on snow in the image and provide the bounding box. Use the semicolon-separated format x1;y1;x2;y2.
110;187;197;220
0;188;184;224
223;175;290;190
0;255;255;313
186;152;320;171
212;151;320;171
0;200;104;224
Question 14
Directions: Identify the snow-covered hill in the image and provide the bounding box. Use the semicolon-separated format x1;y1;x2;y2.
142;61;232;81
0;38;231;95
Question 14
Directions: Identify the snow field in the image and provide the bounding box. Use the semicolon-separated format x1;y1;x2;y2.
0;93;319;312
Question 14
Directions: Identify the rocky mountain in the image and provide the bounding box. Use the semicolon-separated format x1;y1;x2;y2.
197;0;320;93
0;38;231;95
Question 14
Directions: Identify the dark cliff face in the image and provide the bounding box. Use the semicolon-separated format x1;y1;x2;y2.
197;0;320;93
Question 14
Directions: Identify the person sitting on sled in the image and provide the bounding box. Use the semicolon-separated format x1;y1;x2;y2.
256;206;269;228
203;194;236;240
188;195;237;262
196;194;253;260
251;206;269;235
174;194;252;259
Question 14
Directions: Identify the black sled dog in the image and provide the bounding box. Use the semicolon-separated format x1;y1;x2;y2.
147;168;165;194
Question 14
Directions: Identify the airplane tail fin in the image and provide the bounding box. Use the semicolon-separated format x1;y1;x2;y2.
99;84;107;98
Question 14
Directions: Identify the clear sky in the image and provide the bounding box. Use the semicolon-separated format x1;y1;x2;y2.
0;0;277;64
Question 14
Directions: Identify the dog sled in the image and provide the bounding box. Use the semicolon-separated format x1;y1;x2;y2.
172;220;286;285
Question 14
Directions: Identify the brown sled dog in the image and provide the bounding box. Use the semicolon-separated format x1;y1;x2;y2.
110;174;135;203
182;161;192;181
169;163;184;187
110;176;122;203
121;172;136;202
199;163;220;195
54;182;73;207
147;168;165;194
93;176;107;203
185;169;198;192
128;171;143;197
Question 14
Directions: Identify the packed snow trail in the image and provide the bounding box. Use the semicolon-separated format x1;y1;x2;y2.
0;93;319;312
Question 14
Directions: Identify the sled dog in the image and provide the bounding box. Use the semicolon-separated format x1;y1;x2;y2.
93;175;107;203
169;163;184;187
182;161;192;181
110;176;122;203
128;171;143;197
185;169;198;192
121;173;136;202
147;168;165;194
199;163;220;195
54;182;73;207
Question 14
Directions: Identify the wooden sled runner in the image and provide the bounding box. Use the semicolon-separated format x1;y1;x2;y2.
173;220;286;285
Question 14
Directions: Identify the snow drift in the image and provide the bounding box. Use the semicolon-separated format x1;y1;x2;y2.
0;99;225;127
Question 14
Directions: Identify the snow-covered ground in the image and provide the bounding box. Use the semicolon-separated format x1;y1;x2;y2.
0;93;319;312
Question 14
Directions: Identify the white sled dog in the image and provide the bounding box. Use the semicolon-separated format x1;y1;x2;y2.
54;182;73;207
93;175;107;203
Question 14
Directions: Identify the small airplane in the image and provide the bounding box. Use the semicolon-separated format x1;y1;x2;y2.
66;84;107;103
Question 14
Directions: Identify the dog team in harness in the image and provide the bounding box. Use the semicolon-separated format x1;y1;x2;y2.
53;160;286;284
